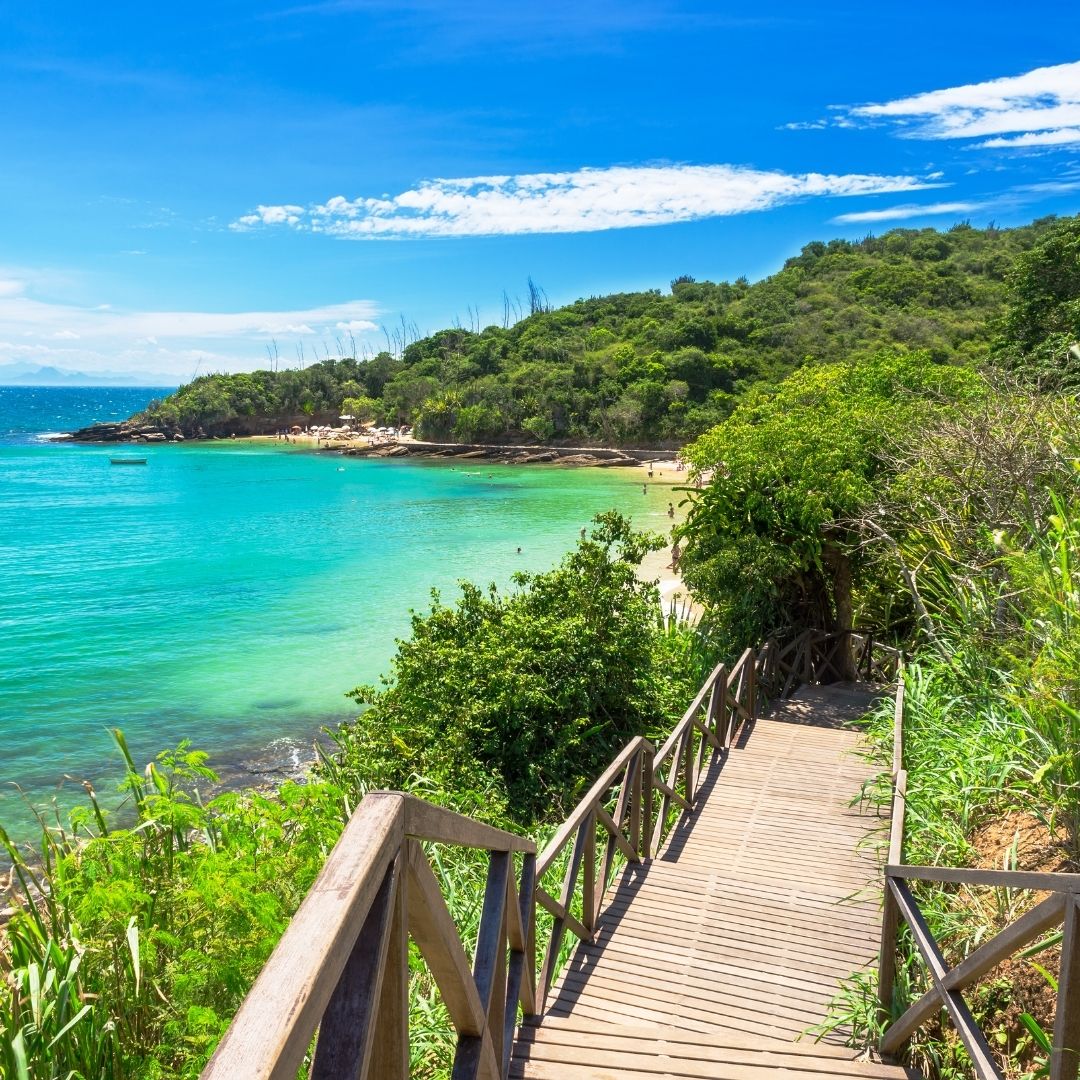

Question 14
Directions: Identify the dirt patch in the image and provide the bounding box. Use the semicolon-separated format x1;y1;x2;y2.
942;811;1071;1071
970;810;1076;874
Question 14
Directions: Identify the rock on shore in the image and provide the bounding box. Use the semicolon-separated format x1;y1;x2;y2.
59;420;192;443
338;441;653;467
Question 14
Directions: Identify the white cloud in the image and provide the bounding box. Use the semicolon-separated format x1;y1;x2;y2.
232;162;941;239
0;279;26;298
0;283;383;379
829;60;1080;149
979;127;1080;149
832;200;983;224
233;204;306;229
336;319;378;330
0;296;379;340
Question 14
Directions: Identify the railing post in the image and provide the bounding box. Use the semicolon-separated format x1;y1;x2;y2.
310;858;401;1080
582;808;597;933
1051;894;1080;1080
469;850;510;1078
682;724;695;805
629;748;642;858
642;745;654;859
877;871;899;1042
370;857;410;1080
706;664;725;742
748;655;757;721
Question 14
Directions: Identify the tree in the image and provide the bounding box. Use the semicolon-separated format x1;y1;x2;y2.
995;215;1080;386
678;351;979;657
331;513;694;822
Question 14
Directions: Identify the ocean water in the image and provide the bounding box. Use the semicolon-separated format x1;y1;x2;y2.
0;387;673;839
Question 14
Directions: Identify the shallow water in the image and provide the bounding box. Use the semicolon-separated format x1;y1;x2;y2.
0;387;673;839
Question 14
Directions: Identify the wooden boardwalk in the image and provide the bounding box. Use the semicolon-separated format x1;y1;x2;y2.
510;682;915;1080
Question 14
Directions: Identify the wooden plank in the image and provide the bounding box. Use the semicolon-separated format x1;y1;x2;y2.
369;860;409;1080
510;852;537;1018
517;1024;909;1077
202;793;404;1080
525;1014;896;1061
1051;895;1080;1080
537;738;650;878
888;878;1004;1080
535;885;590;944
403;794;536;853
405;840;489;1042
309;859;398;1080
883;891;1066;1056
889;864;1080;892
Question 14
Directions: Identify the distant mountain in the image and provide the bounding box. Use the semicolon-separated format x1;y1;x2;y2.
0;363;178;387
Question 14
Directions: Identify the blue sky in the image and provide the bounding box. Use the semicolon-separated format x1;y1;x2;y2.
1;1;1078;381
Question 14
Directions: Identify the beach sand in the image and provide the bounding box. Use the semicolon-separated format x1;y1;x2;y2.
635;491;701;621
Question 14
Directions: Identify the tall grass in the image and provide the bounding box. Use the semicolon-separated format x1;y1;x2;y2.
824;490;1080;1078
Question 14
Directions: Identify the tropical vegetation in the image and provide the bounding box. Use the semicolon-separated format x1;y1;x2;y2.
0;516;710;1079
4;213;1080;1079
137;217;1061;444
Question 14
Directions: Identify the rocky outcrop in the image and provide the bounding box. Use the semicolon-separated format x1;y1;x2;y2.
336;441;649;468
61;421;187;443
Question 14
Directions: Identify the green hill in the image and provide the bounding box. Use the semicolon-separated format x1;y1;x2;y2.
138;217;1062;444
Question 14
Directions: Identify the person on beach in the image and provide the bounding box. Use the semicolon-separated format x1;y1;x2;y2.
667;502;675;518
648;465;654;477
669;540;682;571
642;483;647;495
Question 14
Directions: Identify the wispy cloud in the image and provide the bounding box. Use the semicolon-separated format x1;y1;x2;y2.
0;295;380;340
979;127;1080;149
0;272;383;378
821;60;1080;150
831;201;984;224
232;163;941;239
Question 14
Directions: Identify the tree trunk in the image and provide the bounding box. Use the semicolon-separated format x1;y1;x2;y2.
822;543;858;681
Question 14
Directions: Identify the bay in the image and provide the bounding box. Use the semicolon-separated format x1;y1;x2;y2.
0;387;673;839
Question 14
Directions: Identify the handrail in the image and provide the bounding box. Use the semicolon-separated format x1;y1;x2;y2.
876;671;1080;1080
202;628;884;1080
203;792;537;1080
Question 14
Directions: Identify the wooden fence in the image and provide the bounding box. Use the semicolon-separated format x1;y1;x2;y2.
201;629;897;1080
877;672;1080;1080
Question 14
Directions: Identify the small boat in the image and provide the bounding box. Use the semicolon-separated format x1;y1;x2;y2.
110;457;148;465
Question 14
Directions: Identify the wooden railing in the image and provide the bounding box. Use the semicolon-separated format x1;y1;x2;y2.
202;794;537;1080
203;629;888;1080
876;673;1080;1080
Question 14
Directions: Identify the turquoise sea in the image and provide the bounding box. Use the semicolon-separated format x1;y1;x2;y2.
0;386;672;840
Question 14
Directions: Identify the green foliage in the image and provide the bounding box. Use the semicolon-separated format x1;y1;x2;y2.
0;735;348;1079
136;219;1067;444
326;512;698;823
677;350;979;649
0;516;712;1078
817;392;1080;1078
995;215;1080;386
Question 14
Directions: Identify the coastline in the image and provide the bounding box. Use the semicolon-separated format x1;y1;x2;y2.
27;421;699;825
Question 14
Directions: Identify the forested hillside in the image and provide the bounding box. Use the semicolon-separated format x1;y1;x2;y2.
138;217;1061;444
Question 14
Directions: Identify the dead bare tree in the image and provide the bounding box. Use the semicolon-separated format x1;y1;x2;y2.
851;386;1080;648
527;276;550;316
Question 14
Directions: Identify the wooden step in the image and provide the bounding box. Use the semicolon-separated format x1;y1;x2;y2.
510;683;914;1078
512;1017;915;1079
